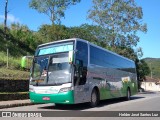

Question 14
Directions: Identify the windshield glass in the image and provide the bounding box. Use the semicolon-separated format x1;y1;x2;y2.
31;56;49;85
48;53;71;85
31;52;71;86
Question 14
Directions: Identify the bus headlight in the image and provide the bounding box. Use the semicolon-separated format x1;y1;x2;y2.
59;87;71;93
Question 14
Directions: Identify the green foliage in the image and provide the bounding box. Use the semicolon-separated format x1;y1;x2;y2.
29;0;81;24
0;52;25;70
70;24;105;46
88;0;147;48
0;67;29;78
144;58;160;79
0;23;37;56
37;24;106;47
0;23;35;77
87;0;149;82
0;21;151;82
10;23;39;51
136;59;150;81
38;24;70;42
0;23;102;71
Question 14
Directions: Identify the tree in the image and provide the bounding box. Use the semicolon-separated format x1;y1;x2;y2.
134;59;150;89
68;24;111;47
37;24;105;45
38;24;69;42
88;0;147;48
9;23;38;53
69;24;98;43
29;0;81;24
136;59;150;80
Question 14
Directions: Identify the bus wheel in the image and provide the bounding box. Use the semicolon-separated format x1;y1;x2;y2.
89;89;99;107
126;88;131;100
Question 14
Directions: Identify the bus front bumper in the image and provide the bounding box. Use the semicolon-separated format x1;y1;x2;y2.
29;90;74;104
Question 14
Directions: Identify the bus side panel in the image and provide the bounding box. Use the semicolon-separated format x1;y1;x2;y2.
87;66;118;100
87;65;138;100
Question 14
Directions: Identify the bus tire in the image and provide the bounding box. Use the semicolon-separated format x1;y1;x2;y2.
89;89;99;107
126;88;131;101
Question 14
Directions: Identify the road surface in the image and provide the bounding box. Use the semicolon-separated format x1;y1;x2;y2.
1;92;160;120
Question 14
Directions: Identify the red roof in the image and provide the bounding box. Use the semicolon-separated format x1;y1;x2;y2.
144;76;160;82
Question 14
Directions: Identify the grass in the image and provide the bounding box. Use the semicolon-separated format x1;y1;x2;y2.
0;51;30;79
0;52;22;69
0;68;30;79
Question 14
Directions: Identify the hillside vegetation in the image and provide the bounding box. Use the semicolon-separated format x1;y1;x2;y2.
144;58;160;79
0;25;35;78
0;23;150;80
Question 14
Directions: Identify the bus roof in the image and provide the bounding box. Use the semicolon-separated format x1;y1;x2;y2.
38;38;134;63
38;38;78;47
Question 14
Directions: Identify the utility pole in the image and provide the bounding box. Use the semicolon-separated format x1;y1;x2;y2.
4;0;9;68
4;0;8;35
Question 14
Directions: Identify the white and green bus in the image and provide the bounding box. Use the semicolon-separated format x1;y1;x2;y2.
28;38;138;107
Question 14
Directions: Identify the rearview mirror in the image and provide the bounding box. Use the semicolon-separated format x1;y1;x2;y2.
68;51;73;64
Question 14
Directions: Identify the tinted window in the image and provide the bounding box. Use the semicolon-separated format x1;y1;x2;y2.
74;41;88;86
90;45;135;73
76;41;88;66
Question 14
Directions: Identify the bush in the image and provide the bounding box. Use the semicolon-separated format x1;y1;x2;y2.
0;52;21;69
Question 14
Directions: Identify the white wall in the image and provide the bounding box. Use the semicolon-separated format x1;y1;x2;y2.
141;82;160;91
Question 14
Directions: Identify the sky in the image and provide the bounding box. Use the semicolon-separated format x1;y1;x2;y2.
0;0;159;59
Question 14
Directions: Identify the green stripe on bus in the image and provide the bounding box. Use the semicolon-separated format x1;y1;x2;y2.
29;90;74;104
99;81;138;100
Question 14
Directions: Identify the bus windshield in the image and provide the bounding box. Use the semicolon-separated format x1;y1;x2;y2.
31;52;71;86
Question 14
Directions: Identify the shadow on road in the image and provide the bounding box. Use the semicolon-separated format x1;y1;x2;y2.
38;96;145;111
97;96;144;108
138;91;157;94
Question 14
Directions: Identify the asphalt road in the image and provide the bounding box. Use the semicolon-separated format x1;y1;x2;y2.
1;92;160;120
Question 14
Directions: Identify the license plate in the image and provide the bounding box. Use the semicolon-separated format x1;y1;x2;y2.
43;97;50;101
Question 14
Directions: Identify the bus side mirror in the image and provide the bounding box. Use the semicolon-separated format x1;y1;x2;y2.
68;51;73;64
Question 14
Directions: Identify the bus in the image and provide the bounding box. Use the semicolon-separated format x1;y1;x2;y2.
28;38;138;107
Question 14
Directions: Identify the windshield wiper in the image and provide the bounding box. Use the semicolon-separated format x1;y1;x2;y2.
31;82;71;86
53;83;63;86
53;82;71;86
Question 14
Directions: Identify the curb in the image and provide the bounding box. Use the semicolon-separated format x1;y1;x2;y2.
0;101;34;109
0;103;34;109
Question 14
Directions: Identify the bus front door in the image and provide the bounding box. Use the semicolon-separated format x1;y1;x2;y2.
73;66;89;103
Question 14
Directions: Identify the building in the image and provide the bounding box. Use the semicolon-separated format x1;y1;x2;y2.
141;77;160;91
